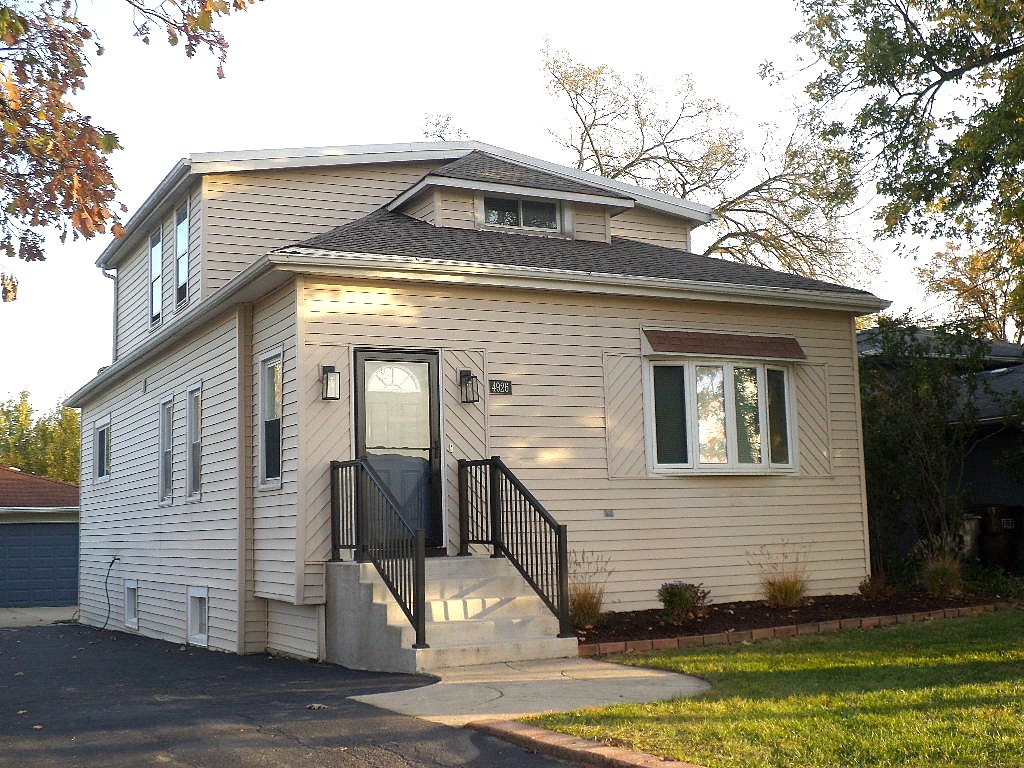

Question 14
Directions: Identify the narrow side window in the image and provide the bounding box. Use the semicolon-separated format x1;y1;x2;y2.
175;202;189;306
187;386;202;497
159;399;173;502
149;230;162;325
260;354;283;484
124;579;139;630
652;365;688;465
95;420;111;480
766;368;792;465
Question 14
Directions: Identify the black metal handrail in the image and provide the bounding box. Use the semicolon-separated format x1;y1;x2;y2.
330;459;427;648
458;456;572;637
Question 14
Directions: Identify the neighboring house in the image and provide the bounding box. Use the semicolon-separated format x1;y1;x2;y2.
0;467;79;608
67;141;886;672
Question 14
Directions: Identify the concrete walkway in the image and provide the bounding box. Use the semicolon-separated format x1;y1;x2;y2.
352;656;710;725
0;606;77;628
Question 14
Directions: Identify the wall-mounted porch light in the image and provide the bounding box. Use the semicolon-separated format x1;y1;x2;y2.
321;365;342;401
459;369;481;404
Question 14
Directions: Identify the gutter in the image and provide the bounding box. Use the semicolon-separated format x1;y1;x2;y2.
273;247;890;315
0;506;79;515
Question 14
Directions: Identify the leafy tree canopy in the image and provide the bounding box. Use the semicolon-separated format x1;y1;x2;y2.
0;390;79;483
0;0;257;271
796;0;1024;243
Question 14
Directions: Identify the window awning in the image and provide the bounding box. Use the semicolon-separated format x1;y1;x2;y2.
643;330;806;360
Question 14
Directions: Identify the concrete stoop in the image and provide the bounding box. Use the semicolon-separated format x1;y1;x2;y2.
325;557;578;673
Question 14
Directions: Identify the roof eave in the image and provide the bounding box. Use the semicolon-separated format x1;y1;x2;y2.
273;247;890;315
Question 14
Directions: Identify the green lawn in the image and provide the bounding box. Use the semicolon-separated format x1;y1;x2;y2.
528;609;1024;768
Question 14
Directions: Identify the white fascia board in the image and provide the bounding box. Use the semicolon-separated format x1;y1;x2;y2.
95;159;192;269
272;247;890;315
0;506;79;514
188;141;478;174
388;176;636;212
66;255;285;408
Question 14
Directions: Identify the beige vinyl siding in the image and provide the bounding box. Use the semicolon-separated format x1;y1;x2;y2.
573;203;610;243
403;190;437;225
202;162;442;294
611;207;692;250
251;282;301;603
435;189;476;229
298;279;869;610
78;312;241;651
267;601;320;659
114;182;203;360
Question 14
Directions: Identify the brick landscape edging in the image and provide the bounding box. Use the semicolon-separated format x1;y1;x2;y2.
577;603;999;657
468;720;710;768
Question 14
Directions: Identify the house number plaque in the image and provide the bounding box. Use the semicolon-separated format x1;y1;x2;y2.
488;379;512;395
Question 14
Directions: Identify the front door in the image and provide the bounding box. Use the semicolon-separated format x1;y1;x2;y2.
354;349;443;549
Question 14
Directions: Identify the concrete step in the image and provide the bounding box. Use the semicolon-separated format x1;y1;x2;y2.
402;635;579;673
400;615;560;646
426;594;551;622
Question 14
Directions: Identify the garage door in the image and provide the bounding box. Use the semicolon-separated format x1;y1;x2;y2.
0;523;79;607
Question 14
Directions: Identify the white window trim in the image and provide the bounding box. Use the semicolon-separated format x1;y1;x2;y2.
149;228;163;328
124;579;139;630
174;200;190;309
643;357;798;476
158;395;174;504
186;585;208;647
474;193;569;237
186;382;202;501
258;348;284;491
94;415;112;482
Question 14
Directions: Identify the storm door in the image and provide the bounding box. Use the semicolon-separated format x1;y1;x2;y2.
354;349;443;549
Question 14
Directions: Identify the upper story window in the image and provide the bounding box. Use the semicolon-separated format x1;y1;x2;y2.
647;360;794;473
95;418;111;480
149;230;163;325
484;196;559;231
175;203;189;306
260;352;283;487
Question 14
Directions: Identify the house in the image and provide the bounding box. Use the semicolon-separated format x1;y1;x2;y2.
0;467;79;607
66;141;886;672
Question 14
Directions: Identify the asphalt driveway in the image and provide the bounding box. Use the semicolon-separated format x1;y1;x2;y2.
0;625;566;768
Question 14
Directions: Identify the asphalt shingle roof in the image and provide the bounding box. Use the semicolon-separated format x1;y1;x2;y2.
429;151;634;200
0;466;79;508
296;208;876;298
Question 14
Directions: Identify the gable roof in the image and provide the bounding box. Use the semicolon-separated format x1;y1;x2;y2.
95;141;713;269
429;151;633;200
296;207;876;298
0;467;79;508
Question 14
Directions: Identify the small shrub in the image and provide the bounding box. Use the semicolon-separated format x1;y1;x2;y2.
750;542;808;608
657;582;711;624
919;550;963;597
568;549;613;629
858;572;896;601
962;563;1024;599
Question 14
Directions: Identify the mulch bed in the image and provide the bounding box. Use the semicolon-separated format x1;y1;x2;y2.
576;592;993;645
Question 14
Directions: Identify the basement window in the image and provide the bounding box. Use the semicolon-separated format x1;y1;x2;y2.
187;586;208;647
483;196;559;231
124;579;139;630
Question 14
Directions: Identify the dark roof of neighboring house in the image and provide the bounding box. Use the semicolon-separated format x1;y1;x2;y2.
858;328;1024;365
0;467;79;508
974;365;1024;422
429;151;634;200
296;208;876;298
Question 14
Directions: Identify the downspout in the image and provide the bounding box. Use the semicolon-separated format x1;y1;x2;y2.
103;269;118;361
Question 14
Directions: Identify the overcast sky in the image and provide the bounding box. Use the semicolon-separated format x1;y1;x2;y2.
1;0;934;409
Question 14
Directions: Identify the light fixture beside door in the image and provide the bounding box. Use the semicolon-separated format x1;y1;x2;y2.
321;364;342;401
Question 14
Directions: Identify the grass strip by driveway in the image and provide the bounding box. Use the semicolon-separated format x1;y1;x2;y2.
527;609;1024;768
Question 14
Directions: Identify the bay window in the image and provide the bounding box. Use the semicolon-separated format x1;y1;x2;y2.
648;360;794;472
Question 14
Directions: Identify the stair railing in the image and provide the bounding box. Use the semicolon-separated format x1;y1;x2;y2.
458;456;572;637
329;459;428;648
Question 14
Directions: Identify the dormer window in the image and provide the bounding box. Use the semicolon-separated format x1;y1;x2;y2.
484;197;559;231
